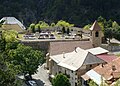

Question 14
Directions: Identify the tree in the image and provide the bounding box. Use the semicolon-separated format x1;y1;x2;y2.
0;30;18;52
8;44;44;78
29;23;35;33
114;79;120;86
104;28;114;43
112;21;119;29
56;20;74;27
67;28;70;34
35;24;41;32
62;26;66;34
51;23;56;27
83;24;92;30
88;80;98;86
0;49;21;86
39;21;49;29
52;73;71;86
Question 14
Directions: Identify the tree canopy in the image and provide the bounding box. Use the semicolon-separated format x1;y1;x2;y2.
8;44;44;77
52;73;71;86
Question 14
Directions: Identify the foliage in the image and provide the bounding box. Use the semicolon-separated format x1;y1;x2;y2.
35;24;41;32
56;20;74;27
52;73;71;86
88;80;98;86
114;79;120;86
0;52;22;86
104;28;115;43
29;23;35;33
83;24;92;30
112;21;119;29
51;23;56;27
8;44;44;77
39;21;49;29
62;27;66;34
67;28;70;34
0;30;18;52
0;0;120;27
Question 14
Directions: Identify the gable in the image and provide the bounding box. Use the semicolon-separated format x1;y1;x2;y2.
83;52;105;65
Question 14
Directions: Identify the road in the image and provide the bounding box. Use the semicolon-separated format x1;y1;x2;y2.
32;64;52;86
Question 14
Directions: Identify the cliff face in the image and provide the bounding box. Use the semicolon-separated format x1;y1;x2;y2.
0;0;120;27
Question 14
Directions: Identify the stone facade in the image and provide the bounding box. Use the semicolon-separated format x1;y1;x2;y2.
90;30;103;47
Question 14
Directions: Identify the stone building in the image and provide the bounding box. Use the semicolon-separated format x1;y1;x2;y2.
0;17;26;32
48;47;108;86
90;20;103;47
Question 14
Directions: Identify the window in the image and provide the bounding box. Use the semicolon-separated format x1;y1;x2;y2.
95;31;99;37
71;70;73;73
65;70;66;74
90;65;92;67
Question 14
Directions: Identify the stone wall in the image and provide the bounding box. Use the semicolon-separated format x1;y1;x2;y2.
20;39;89;54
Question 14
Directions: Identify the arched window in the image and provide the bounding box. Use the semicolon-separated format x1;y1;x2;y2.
95;31;99;37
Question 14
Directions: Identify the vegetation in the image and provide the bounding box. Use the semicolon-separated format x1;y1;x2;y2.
8;44;44;78
0;0;120;27
0;30;44;84
83;16;120;42
88;80;98;86
52;73;71;86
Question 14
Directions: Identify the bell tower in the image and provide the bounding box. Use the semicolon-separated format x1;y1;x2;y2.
90;21;103;47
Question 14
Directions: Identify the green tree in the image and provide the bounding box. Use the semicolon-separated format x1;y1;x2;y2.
104;28;114;43
29;23;35;33
112;21;119;29
67;28;70;34
56;20;74;27
0;30;18;52
114;79;120;86
88;80;98;86
52;73;71;86
35;24;41;32
83;24;92;30
8;44;44;78
0;50;21;86
51;23;56;27
39;21;49;29
62;26;66;34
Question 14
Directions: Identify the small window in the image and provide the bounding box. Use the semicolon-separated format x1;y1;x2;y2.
65;70;66;74
95;31;99;37
71;70;73;73
90;65;92;67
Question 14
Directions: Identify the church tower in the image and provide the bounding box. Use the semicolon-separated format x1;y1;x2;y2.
90;21;103;47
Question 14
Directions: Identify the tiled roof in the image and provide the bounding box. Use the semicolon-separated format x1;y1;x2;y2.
49;41;93;55
50;47;105;71
93;58;120;81
96;54;117;63
90;21;101;31
82;58;120;85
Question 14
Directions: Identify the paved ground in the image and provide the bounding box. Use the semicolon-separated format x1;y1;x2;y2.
32;64;52;86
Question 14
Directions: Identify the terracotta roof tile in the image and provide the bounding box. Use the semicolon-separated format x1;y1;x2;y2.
93;58;120;80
